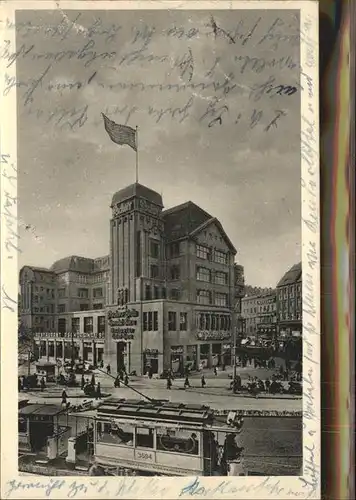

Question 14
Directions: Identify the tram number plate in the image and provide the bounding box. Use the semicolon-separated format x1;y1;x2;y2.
136;451;154;462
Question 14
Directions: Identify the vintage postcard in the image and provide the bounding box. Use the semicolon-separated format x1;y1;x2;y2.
0;1;320;498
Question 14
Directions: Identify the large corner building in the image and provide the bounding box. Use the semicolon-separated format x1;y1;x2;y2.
19;183;245;375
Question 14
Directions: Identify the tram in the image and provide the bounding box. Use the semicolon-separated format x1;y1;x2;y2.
87;398;245;477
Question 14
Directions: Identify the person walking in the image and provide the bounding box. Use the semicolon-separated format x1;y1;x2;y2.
184;376;191;389
40;376;46;392
61;389;68;409
124;373;129;386
91;373;96;387
213;366;217;376
106;364;111;375
96;382;102;399
265;378;271;393
201;375;206;388
114;375;120;388
81;374;85;391
166;376;172;390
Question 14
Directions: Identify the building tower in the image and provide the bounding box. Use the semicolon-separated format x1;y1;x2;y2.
109;183;164;306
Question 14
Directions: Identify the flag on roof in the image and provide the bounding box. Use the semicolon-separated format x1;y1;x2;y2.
102;114;137;151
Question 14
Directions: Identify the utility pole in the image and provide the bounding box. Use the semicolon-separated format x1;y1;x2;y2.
71;330;75;369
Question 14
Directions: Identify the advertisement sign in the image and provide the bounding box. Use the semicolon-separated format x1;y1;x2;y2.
108;307;139;340
196;331;231;341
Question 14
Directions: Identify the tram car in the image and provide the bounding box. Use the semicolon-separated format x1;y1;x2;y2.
87;398;245;477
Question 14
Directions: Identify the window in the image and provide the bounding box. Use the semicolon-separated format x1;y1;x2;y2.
58;304;66;313
180;312;187;331
168;242;181;258
215;271;227;285
143;312;159;331
150;240;159;259
71;318;80;333
156;429;199;455
93;287;103;298
153;311;158;330
197;290;211;305
84;317;93;333
96;421;133;446
196;244;210;260
93;303;103;310
154;286;160;299
170;288;180;300
80;304;89;311
213;250;227;265
170;265;180;280
98;316;105;334
145;285;152;300
150;265;159;279
211;315;217;330
58;318;66;333
196;267;210;282
161;287;167;299
78;288;89;299
168;311;177;330
215;293;227;307
136;427;154;449
58;288;66;298
18;417;27;434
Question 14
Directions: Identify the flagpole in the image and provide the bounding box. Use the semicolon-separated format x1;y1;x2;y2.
135;126;139;184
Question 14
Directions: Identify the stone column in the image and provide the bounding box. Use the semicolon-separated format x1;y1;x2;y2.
53;341;57;360
196;344;201;369
46;340;49;361
208;344;213;369
79;341;84;360
92;341;97;366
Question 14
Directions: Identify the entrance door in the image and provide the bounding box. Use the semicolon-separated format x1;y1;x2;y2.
116;342;126;372
29;420;53;453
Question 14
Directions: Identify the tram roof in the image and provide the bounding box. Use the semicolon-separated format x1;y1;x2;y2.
19;404;65;417
96;398;214;424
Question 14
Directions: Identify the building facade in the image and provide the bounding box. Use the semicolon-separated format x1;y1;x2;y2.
19;183;245;375
276;262;302;338
241;291;277;338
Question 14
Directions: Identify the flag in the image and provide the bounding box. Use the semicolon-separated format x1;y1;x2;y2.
102;113;137;151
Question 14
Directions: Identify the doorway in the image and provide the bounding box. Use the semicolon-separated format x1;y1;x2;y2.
116;342;126;373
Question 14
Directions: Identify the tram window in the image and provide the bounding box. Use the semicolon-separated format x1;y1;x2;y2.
96;421;134;446
157;429;199;455
136;427;154;449
18;417;27;433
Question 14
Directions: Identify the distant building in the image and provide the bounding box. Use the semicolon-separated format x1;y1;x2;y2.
276;262;302;338
241;291;277;338
19;182;244;375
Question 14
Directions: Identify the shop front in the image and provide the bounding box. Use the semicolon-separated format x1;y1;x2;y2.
222;343;232;366
170;346;184;374
186;345;197;371
196;331;231;369
143;348;159;374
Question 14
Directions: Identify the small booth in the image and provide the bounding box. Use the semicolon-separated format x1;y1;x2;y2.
35;361;57;383
18;403;70;459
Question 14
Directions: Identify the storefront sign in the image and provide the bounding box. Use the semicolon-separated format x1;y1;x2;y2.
170;346;183;354
112;329;135;340
196;331;231;341
108;308;139;340
144;348;159;356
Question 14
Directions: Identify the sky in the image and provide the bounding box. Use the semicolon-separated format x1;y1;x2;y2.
15;8;301;287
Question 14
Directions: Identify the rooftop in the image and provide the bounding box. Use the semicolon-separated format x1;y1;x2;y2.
162;201;213;243
277;262;302;287
111;182;163;207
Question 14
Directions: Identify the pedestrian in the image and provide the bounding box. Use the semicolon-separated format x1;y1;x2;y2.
96;382;102;399
114;375;120;388
124;373;129;386
81;374;85;390
61;389;68;408
91;373;96;386
184;376;191;389
106;364;111;375
100;360;104;369
213;366;217;376
265;378;271;393
40;376;46;392
119;370;124;381
148;367;153;379
201;375;206;388
166;376;172;390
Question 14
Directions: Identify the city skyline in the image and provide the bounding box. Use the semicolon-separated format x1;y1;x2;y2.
17;9;302;287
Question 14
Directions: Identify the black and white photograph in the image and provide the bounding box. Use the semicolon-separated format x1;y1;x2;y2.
1;1;320;496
